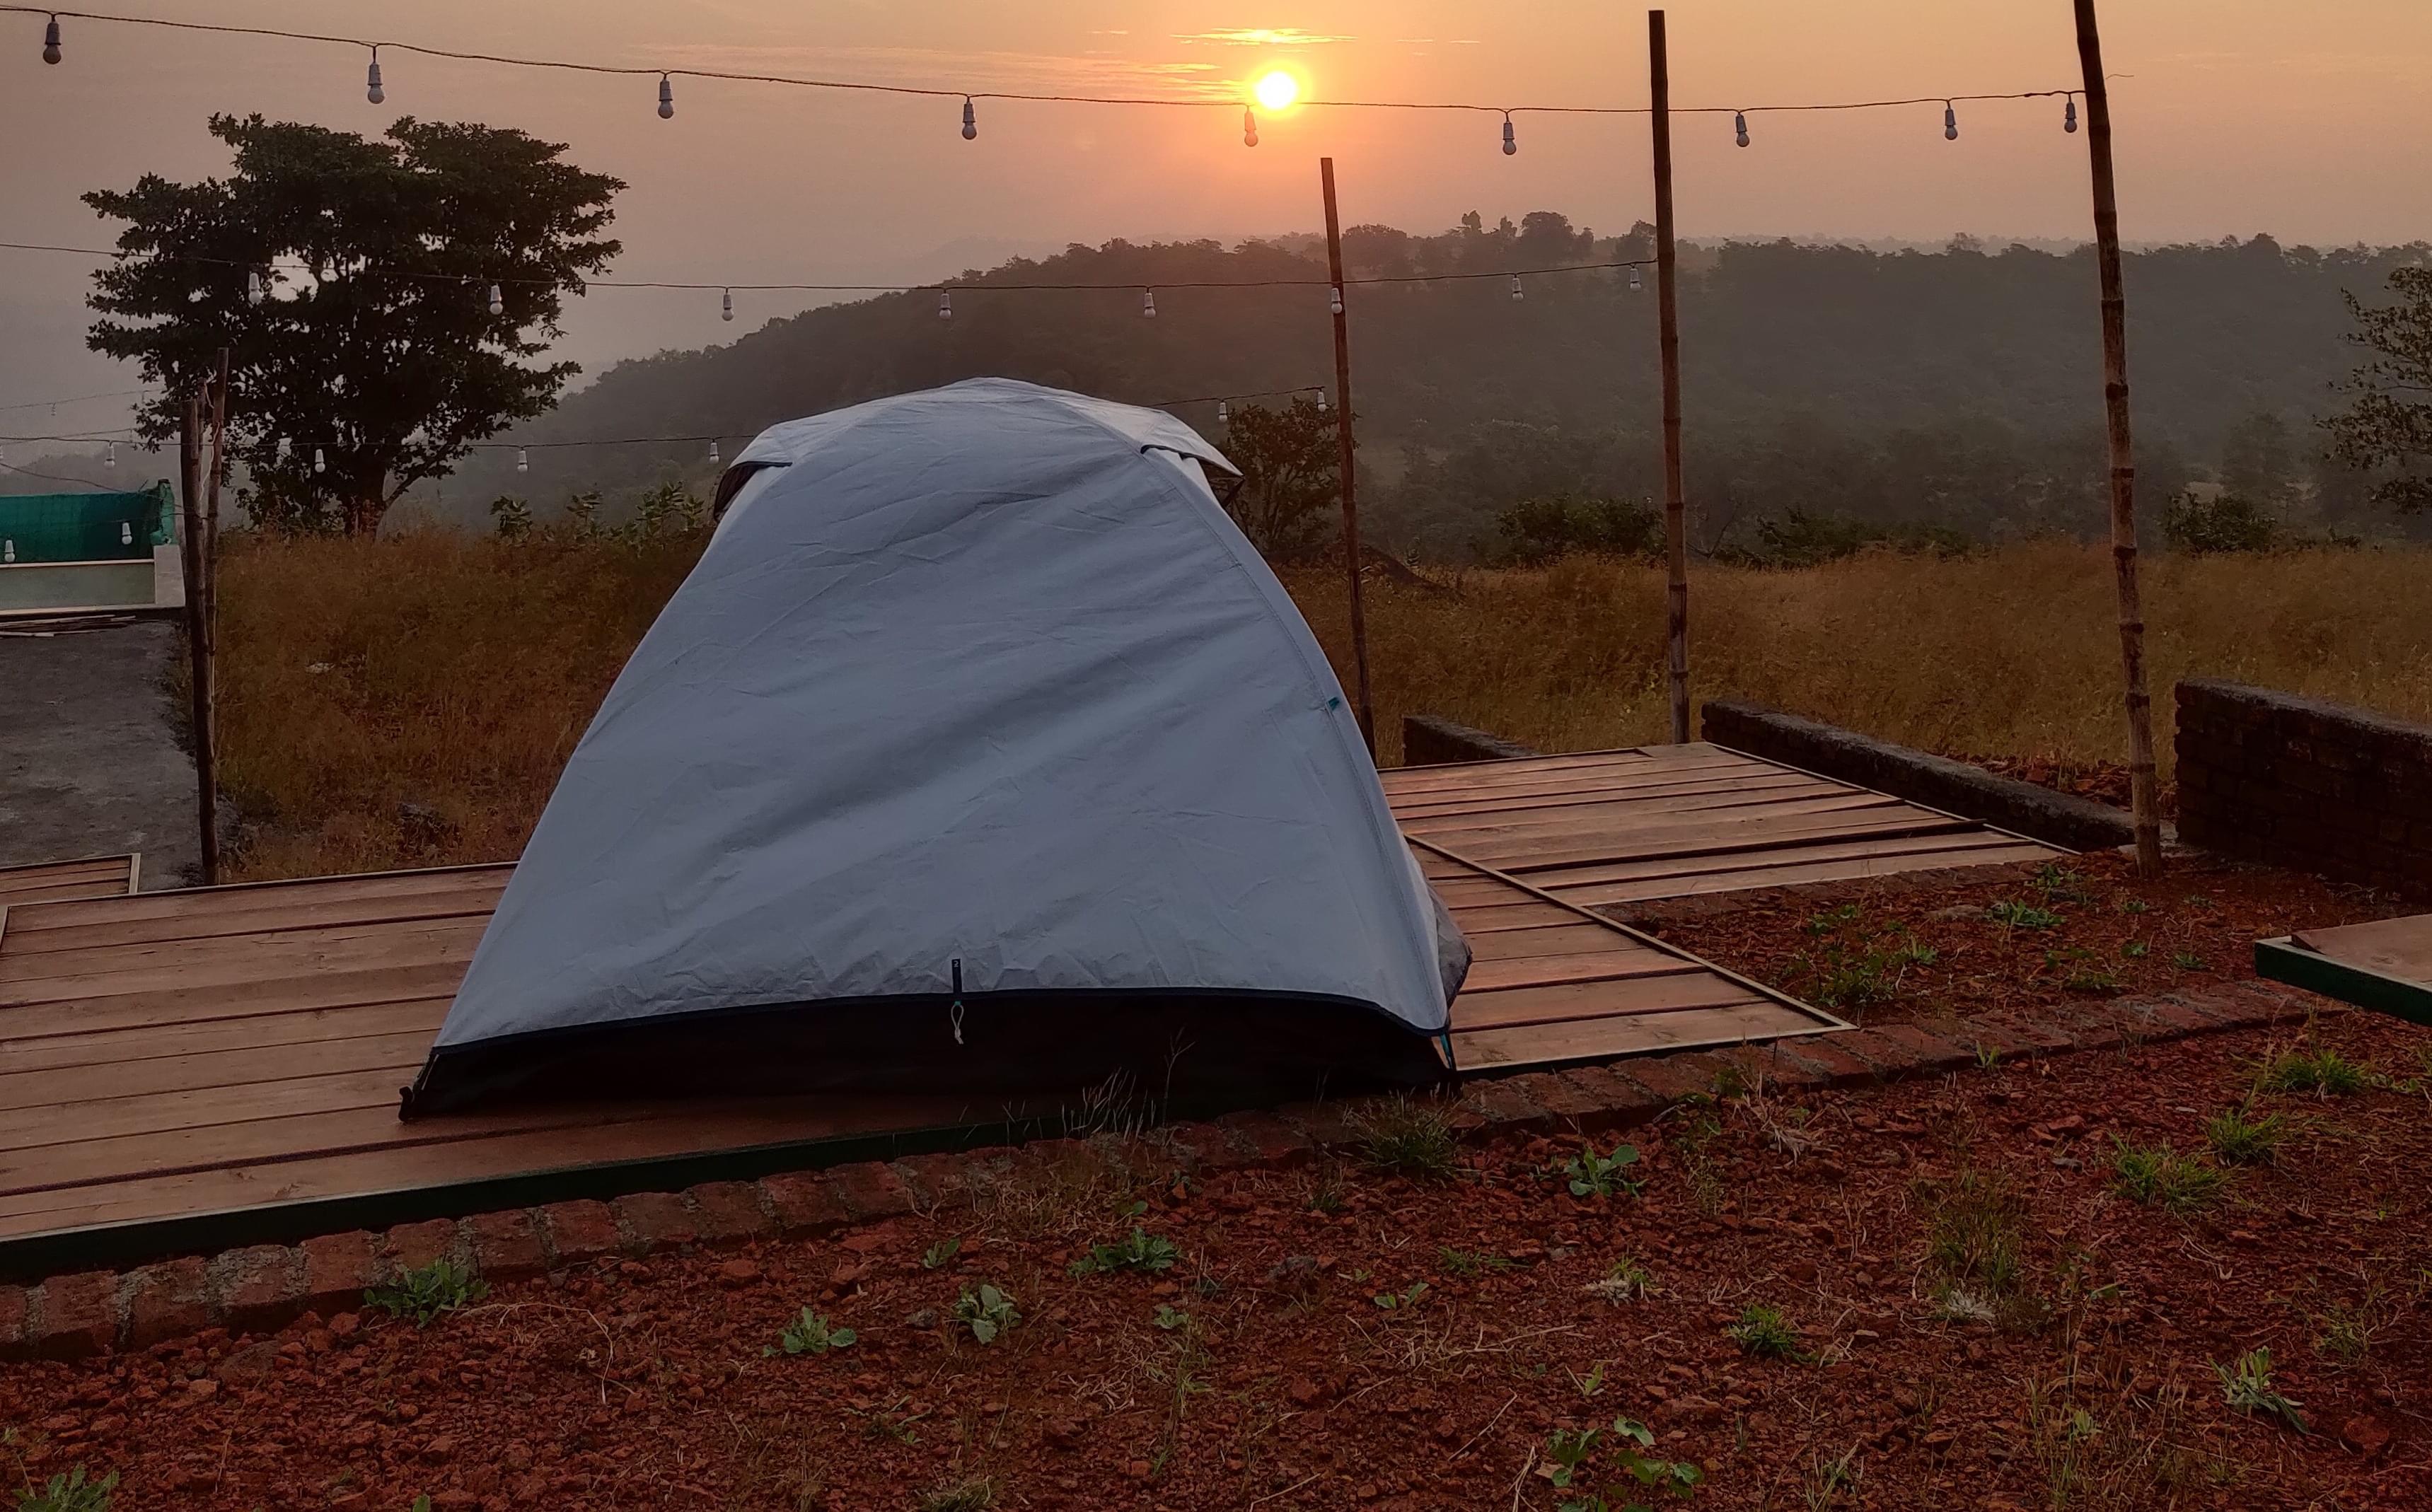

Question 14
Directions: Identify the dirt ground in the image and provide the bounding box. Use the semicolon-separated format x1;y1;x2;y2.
5;1004;2427;1511
1632;849;2397;1033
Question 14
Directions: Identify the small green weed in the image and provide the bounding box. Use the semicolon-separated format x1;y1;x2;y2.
1972;1040;2002;1069
2032;864;2097;904
2216;1347;2306;1433
364;1257;486;1327
1070;1228;1180;1277
2204;1105;2288;1166
1583;1256;1655;1305
1150;1303;1191;1332
953;1284;1021;1344
2313;1285;2397;1363
1562;1141;1645;1199
1990;900;2063;930
1795;907;1937;1012
2258;1047;2366;1098
2118;898;2149;914
1439;1245;1515;1279
15;1467;115;1512
2110;1141;2230;1215
2122;941;2150;959
2172;951;2206;971
1918;1168;2025;1299
922;1237;961;1269
1571;1359;1608;1398
1804;1447;1860;1509
1546;1417;1704;1510
1370;1280;1430;1311
1348;1095;1461;1180
765;1308;855;1357
917;1476;996;1512
1727;1303;1804;1360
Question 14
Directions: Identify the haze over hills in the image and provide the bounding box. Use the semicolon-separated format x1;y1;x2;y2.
422;212;2423;558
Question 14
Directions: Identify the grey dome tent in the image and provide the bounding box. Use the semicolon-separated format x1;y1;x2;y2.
403;379;1468;1117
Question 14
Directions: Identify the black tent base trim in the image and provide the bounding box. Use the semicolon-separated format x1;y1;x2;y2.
401;988;1451;1122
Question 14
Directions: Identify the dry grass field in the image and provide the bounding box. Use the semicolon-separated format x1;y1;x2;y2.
211;533;2432;881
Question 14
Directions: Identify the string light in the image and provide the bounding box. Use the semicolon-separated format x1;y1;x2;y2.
1315;390;1328;414
1944;101;1958;141
707;438;719;464
1510;274;1522;302
312;446;325;474
1242;107;1258;147
961;97;976;140
515;446;528;472
40;11;57;63
2;541;13;564
656;73;674;118
1328;286;1343;316
485;283;503;316
1629;266;1643;291
720;288;732;321
1735;110;1749;148
1501;113;1516;155
937;290;951;320
1141;288;1156;318
365;45;383;105
2064;95;2078;133
245;269;265;306
104;441;115;467
1215;400;1229;426
119;520;132;543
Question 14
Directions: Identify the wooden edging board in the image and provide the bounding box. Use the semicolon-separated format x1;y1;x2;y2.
2255;936;2432;1027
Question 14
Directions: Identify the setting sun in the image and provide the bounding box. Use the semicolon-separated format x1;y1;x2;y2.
1252;70;1299;112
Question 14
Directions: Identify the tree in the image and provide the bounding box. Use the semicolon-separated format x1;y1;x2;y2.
2219;412;2299;509
86;113;623;536
2324;266;2432;515
2163;490;2278;554
1488;494;1659;565
1220;398;1338;560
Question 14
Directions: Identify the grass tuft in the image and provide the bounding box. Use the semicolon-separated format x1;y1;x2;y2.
1348;1095;1461;1180
2109;1141;2230;1215
2257;1047;2368;1098
2204;1105;2289;1166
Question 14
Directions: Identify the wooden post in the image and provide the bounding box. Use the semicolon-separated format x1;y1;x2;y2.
1319;156;1377;759
1649;10;1691;744
2073;0;2162;876
176;387;219;885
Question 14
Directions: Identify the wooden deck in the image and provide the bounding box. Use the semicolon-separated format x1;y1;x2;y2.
0;743;2069;1272
0;853;139;912
2257;914;2432;1025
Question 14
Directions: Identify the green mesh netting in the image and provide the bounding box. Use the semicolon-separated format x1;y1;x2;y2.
0;483;176;564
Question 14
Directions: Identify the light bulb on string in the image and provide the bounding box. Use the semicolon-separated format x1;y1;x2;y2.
486;284;504;317
1141;289;1157;319
1510;275;1523;303
937;291;952;320
1216;400;1229;426
246;270;265;307
1501;114;1517;156
515;447;528;473
1735;110;1749;148
366;47;384;105
1;542;12;564
961;98;977;140
1944;101;1958;141
721;289;734;322
42;13;61;64
313;447;326;475
708;439;720;465
1242;107;1258;148
1314;389;1328;414
120;521;132;544
2063;96;2079;133
1328;286;1343;316
105;442;116;468
1629;265;1643;292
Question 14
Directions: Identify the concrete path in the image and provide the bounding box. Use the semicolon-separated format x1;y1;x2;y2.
0;617;200;887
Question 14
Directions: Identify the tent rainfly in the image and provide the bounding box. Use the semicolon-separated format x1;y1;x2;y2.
403;379;1468;1117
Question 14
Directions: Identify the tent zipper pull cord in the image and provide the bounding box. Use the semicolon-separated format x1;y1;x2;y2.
950;958;966;1046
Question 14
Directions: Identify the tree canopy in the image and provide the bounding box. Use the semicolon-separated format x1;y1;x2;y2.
85;113;622;535
2324;266;2432;516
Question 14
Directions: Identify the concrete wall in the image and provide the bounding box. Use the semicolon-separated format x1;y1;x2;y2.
0;559;158;615
2177;680;2432;898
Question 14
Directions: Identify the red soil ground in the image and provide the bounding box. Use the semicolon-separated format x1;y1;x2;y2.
5;1004;2427;1511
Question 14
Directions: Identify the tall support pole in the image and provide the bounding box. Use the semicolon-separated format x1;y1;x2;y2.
2073;0;2162;876
1648;10;1691;744
1319;156;1376;759
176;387;219;885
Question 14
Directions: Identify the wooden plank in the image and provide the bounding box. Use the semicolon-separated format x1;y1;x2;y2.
0;1030;432;1112
0;864;512;933
1549;842;2058;908
1461;922;1631;961
1452;972;1760;1032
1442;900;1585;934
1524;828;2057;892
0;921;483;1004
1467;808;1977;873
1452;1001;1821;1069
0;997;447;1069
1391;770;1834;822
2292;915;2432;985
0;876;508;955
0;858;141;908
0;1067;416;1157
1382;750;1763;798
0;965;470;1040
1459;948;1695;994
1411;791;1899;848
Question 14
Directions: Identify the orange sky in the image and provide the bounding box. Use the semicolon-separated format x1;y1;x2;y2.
6;1;2429;422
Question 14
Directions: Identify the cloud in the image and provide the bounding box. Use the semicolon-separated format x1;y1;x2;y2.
1172;28;1352;47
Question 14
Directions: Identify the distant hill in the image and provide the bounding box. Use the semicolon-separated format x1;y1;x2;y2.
433;216;2428;557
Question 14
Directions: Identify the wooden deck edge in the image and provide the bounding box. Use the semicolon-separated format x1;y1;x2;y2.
2254;937;2432;1026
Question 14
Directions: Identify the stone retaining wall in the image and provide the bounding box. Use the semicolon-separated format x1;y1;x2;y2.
1400;715;1541;766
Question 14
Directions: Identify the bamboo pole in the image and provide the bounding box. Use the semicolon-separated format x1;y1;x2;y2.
1319;156;1377;759
1648;10;1691;745
175;386;219;885
195;347;231;886
2073;0;2162;876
